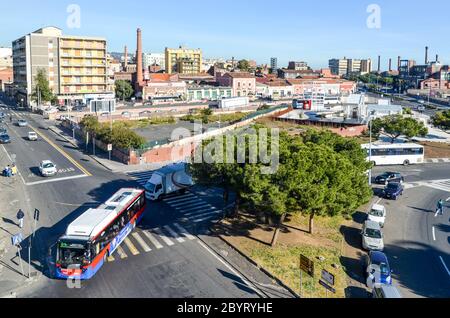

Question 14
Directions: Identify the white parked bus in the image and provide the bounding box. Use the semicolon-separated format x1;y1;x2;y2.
362;143;425;166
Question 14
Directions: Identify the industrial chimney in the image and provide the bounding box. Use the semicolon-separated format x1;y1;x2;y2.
425;46;429;64
436;54;439;63
389;58;392;72
136;28;144;89
377;55;381;73
124;45;128;70
398;56;401;71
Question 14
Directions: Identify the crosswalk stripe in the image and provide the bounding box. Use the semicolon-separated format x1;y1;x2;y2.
142;230;164;249
164;194;195;203
173;223;196;240
191;215;218;223
178;204;212;212
132;232;152;252
124;237;140;255
153;228;175;246
163;225;185;243
184;208;218;217
169;198;200;207
187;211;221;220
116;246;128;259
107;255;115;262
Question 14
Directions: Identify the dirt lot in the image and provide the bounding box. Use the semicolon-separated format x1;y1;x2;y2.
420;141;450;159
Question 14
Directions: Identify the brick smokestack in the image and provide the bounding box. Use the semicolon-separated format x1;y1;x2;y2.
124;45;128;69
136;28;144;89
389;58;392;72
425;46;429;64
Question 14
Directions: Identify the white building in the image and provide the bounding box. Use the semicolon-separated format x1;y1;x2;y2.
142;53;165;71
0;47;12;68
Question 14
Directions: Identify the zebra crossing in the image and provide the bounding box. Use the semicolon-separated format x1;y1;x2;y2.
106;223;196;263
127;170;224;224
404;179;450;193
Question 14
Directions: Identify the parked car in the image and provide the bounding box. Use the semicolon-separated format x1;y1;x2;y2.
0;112;6;119
28;131;38;141
375;172;404;185
0;134;11;144
17;119;28;127
0;127;7;135
383;182;404;200
39;160;57;177
368;204;387;228
364;251;393;287
362;220;384;251
372;284;402;298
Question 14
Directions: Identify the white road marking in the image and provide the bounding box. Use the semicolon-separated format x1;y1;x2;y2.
432;226;437;241
177;203;212;212
197;240;265;298
164;194;195;203
447;197;450;202
375;198;383;205
123;237;140;256
173;223;196;240
142;230;163;249
184;207;218;216
153;227;175;246
169;198;200;207
435;209;441;217
25;174;88;186
132;232;152;252
116;246;128;259
163;225;185;243
439;256;450;277
191;215;217;223
188;211;220;220
107;255;115;262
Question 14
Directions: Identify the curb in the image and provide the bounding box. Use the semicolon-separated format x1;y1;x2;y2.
424;158;450;164
47;126;114;172
208;225;300;298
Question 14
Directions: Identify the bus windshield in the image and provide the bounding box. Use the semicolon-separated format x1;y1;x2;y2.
57;239;90;267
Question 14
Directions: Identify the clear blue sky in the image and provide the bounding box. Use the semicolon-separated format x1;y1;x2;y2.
2;0;449;69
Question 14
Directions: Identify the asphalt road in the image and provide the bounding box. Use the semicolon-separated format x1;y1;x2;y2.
370;164;450;298
0;95;263;298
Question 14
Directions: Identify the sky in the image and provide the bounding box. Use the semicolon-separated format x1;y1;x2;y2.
1;0;450;69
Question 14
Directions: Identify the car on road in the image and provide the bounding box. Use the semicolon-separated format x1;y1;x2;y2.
375;172;404;185
417;105;426;112
39;160;57;177
0;127;7;135
121;111;131;117
368;204;387;228
0;134;11;144
383;182;404;200
0;112;6;119
28;131;38;141
362;220;384;251
17;119;28;127
372;284;402;298
364;251;393;287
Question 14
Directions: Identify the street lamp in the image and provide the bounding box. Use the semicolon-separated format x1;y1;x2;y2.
368;110;376;186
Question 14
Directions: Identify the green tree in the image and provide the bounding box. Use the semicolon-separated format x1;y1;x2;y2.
432;110;450;129
115;80;134;100
31;69;55;104
372;115;428;143
237;60;251;72
200;108;213;124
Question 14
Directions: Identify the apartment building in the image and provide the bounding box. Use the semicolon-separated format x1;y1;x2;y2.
0;47;12;69
165;46;202;75
142;52;165;71
329;58;372;76
216;72;256;97
12;27;110;107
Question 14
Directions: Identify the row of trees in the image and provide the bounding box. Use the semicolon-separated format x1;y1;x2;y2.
189;127;372;246
80;116;146;150
432;110;450;130
371;115;429;143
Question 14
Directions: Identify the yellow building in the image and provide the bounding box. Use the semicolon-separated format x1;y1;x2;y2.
165;46;202;75
59;35;108;96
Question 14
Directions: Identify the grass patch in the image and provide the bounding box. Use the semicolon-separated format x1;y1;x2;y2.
180;112;249;124
113;117;176;129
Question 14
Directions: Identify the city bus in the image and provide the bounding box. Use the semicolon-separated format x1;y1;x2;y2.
362;143;425;166
55;188;146;280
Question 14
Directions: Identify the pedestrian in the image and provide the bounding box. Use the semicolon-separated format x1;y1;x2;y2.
437;199;444;215
17;209;25;229
11;164;17;176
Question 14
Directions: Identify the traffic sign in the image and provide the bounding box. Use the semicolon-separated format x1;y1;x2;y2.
319;279;336;294
17;209;25;220
12;233;23;246
300;255;315;278
321;269;335;286
34;209;40;221
107;144;113;152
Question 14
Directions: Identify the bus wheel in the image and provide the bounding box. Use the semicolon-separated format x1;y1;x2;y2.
403;160;410;166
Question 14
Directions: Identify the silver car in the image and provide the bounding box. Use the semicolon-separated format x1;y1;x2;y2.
362;220;384;251
18;119;28;127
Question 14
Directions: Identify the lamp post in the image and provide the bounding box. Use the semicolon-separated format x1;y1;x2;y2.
368;110;376;186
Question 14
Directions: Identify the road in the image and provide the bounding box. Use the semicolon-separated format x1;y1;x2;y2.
0;96;274;298
371;164;450;298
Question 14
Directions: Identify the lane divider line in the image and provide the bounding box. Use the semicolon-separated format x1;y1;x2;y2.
25;174;88;186
439;256;450;277
25;121;92;177
432;226;436;241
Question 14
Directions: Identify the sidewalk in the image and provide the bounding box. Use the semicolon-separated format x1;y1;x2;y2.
0;147;42;298
412;111;450;144
47;125;174;173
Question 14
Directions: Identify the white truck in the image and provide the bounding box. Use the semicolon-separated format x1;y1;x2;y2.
211;97;250;110
144;163;194;201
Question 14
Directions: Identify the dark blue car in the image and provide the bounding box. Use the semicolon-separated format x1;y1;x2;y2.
365;251;393;286
383;182;404;200
0;134;11;144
